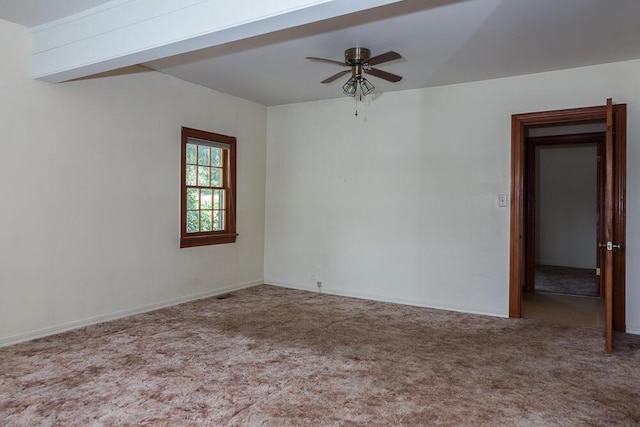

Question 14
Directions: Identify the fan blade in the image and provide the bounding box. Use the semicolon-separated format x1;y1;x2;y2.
365;68;402;83
321;70;350;84
306;56;348;66
366;51;402;66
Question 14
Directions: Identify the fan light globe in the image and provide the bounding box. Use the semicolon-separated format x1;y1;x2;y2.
360;78;375;95
342;77;358;97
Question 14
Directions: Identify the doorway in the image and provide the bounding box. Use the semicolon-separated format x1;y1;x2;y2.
522;131;604;327
529;131;603;298
509;100;626;352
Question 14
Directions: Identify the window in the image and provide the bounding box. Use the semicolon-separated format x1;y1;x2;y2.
181;127;237;247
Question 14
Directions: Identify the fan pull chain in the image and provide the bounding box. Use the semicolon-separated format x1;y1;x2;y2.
355;92;365;116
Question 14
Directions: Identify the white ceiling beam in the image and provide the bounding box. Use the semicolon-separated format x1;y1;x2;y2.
31;0;402;82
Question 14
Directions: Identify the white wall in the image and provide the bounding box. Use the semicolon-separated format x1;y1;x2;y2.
3;18;640;343
265;59;640;333
0;19;267;345
536;145;597;269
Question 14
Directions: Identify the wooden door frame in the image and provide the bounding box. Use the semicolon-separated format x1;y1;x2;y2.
509;104;626;332
524;132;605;297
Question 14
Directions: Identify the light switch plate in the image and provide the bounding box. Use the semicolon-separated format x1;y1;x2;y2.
498;194;508;207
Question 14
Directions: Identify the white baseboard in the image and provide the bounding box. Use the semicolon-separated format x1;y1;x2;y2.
5;279;632;348
626;326;640;335
0;280;262;348
266;281;640;335
264;280;508;319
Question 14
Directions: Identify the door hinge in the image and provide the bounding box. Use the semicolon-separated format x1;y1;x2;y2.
596;268;601;276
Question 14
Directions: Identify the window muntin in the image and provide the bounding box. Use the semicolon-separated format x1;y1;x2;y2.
181;127;237;247
185;142;226;233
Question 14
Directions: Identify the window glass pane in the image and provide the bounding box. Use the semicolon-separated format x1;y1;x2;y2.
211;168;222;187
186;165;197;186
186;144;197;164
198;166;210;187
201;189;212;209
211;148;222;167
213;210;222;231
201;210;213;232
214;190;224;209
187;211;199;233
187;188;199;210
198;146;210;166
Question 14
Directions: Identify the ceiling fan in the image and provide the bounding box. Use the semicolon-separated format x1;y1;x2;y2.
306;47;402;97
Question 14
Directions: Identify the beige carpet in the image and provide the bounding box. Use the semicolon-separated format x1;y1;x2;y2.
1;285;639;426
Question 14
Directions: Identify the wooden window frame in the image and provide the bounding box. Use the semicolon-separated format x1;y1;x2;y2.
180;127;237;248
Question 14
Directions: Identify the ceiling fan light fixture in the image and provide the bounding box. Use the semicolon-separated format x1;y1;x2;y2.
342;76;358;97
308;47;402;101
360;78;375;95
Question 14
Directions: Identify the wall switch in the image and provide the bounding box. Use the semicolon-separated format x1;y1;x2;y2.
498;194;508;207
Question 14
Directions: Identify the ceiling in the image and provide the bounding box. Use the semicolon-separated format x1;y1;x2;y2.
2;0;640;106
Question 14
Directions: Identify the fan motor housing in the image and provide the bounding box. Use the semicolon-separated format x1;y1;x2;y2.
345;47;370;78
345;47;371;65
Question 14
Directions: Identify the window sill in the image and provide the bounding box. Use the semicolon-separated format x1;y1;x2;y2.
180;233;238;248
